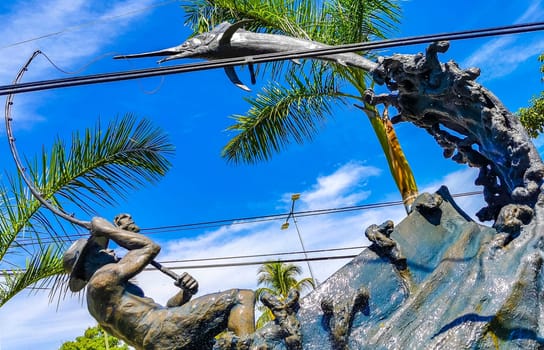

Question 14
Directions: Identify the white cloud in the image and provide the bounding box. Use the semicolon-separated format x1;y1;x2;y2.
296;162;381;210
142;162;389;301
112;167;487;306
462;1;544;81
517;0;544;23
0;161;389;349
463;37;544;81
0;0;156;79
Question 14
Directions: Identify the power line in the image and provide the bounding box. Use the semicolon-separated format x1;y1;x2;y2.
0;22;543;96
157;245;366;264
0;190;484;274
12;190;483;247
0;246;365;275
145;254;359;271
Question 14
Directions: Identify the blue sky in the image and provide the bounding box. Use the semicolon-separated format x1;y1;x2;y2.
0;0;543;348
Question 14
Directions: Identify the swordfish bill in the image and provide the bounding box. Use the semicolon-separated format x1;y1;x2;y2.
114;21;378;91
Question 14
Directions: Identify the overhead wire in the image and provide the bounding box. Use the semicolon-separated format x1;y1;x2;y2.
2;255;360;277
0;21;543;96
157;245;366;264
1;245;366;275
11;190;483;247
143;254;359;271
4;189;482;276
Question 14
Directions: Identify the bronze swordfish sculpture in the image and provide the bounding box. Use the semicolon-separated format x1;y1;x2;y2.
114;21;377;91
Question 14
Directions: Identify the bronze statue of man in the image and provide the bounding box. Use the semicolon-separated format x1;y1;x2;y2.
63;214;255;350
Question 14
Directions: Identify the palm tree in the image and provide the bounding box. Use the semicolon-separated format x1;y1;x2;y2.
0;114;174;306
182;0;418;211
255;261;315;328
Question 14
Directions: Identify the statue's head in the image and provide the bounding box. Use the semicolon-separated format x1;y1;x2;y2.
114;213;140;233
63;235;109;292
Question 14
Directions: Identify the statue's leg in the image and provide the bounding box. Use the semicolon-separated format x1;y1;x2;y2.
227;289;255;336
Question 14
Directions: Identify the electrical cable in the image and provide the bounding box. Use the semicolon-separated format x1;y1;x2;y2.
1;247;364;275
157;245;367;264
39;50;122;75
11;190;483;247
143;254;359;271
0;21;542;96
4;188;483;276
0;188;483;275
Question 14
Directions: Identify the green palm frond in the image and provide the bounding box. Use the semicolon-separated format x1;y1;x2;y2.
301;0;400;57
1;114;173;261
362;0;401;39
293;276;315;291
256;309;274;329
257;261;314;297
182;0;320;80
255;286;275;302
0;114;174;306
222;70;347;164
183;0;310;37
254;286;275;328
33;114;174;214
0;244;63;307
0;175;48;263
183;0;417;209
182;0;233;34
255;261;315;328
257;263;300;296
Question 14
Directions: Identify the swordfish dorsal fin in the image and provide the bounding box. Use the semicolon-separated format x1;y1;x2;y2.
218;20;253;46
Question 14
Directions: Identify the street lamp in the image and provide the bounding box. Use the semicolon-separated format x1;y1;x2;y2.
281;193;316;285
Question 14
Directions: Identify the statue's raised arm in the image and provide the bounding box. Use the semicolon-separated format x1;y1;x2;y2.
63;214;255;350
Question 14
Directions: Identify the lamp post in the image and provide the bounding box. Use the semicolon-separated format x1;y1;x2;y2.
282;194;317;285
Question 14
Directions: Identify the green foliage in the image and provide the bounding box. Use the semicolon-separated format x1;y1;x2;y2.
0;114;174;306
223;68;349;163
59;325;128;350
181;0;402;156
518;92;544;138
181;1;419;209
255;261;314;328
183;0;399;41
517;54;544;138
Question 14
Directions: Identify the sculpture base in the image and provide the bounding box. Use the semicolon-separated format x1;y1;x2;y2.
295;186;543;349
215;186;544;349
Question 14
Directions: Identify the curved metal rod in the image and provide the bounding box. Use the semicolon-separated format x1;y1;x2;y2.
5;51;179;281
4;50;91;229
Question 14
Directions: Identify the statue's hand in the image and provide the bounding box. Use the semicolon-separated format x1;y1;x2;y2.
175;272;199;294
90;216;116;237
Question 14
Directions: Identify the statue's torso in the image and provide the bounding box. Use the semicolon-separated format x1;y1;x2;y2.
87;275;162;348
